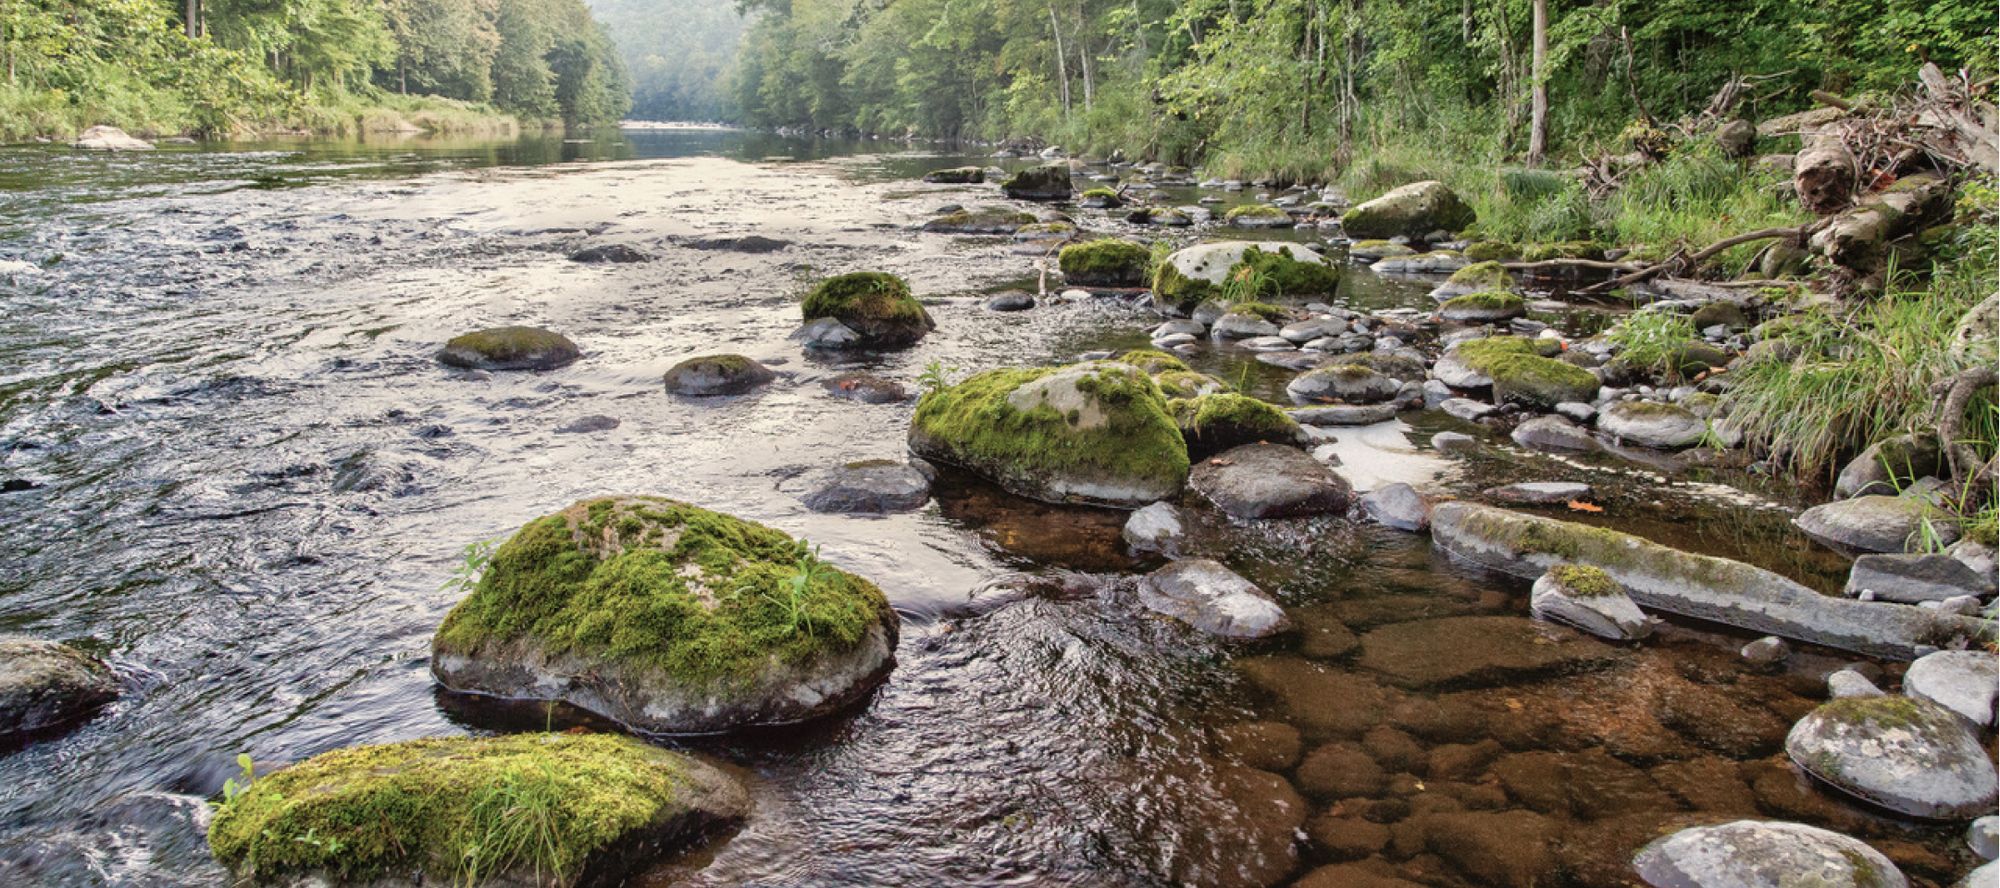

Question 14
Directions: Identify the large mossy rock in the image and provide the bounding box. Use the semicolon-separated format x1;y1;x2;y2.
1428;502;1995;659
0;636;117;740
662;354;776;397
1786;695;1998;819
1436;337;1595;408
909;362;1189;507
437;326;581;371
208;733;749;887
432;497;898;733
1000;164;1073;201
1151;242;1336;313
1340;181;1476;240
1168;393;1309;459
800;272;935;348
1059;239;1152;287
921;166;984;184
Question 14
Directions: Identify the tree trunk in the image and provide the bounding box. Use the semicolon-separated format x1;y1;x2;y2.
1808;173;1951;275
1048;3;1071;119
185;0;202;38
1527;0;1548;166
1794;133;1857;215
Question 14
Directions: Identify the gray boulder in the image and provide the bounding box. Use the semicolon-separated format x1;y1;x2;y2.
437;326;580;371
1845;553;1996;603
72;125;154;151
1360;482;1430;531
803;460;931;513
1000;164;1073;201
790;317;863;349
1287;365;1401;405
1796;495;1957;554
1124;502;1186;555
1211;312;1282;339
1597;401;1707;450
1903;650;1998;728
1511;415;1598;453
1786;695;1998;819
984;291;1036;312
1189;443;1351;519
1290;403;1398;426
0;636;117;739
1632;820;1906;888
664;354;776;396
1486;481;1592;506
1281;318;1346;343
1138;559;1290;639
1340;181;1476;240
1835;435;1943;499
1530;564;1652;641
1428;502;1994;659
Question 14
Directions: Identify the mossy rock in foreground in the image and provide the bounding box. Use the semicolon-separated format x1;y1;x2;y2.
433;496;898;733
910;362;1190;507
1059;239;1151;287
438;326;581;371
1150;242;1336;313
800;272;935;348
208;733;749;887
1169;394;1308;459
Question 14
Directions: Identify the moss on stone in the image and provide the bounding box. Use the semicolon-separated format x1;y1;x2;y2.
1442;290;1526;312
1338;351;1426;381
1463;241;1519;262
1225;204;1291;222
1153;369;1233;399
1456;336;1562;365
803;272;922;326
1082;187;1119;200
1060;239;1151;285
1238;245;1339;297
910;363;1189;504
1482;352;1598;407
1520;241;1603;262
1150;259;1215;311
922;207;1036;233
434;497;888;687
208;733;703;885
1229;301;1290;322
438;326;580;370
1550;563;1618;598
1168;393;1305;457
1016;221;1076;236
1116;348;1191;374
1447;260;1516;289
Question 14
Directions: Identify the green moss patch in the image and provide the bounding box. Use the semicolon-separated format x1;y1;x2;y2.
1168;393;1305;457
1463;241;1519;262
1225;204;1291;222
1442;290;1526;311
435;497;888;687
1116;348;1190;374
1151;244;1337;312
1520;241;1603;262
208;733;711;885
1447;260;1516;289
1060;239;1151;286
1550;563;1618;598
1154;369;1232;399
803;272;921;325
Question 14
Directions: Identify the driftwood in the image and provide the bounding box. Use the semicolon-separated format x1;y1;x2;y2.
1794;133;1857;214
1933;366;1999;506
1576;224;1826;295
1807;173;1952;274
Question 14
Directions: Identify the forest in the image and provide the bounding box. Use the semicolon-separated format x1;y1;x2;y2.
0;0;629;139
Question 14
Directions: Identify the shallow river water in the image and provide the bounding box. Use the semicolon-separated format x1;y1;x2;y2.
0;128;1976;887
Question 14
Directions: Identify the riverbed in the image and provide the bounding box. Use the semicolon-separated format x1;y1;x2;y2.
0;128;1973;886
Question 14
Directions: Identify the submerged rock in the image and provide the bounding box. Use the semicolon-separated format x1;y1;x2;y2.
800;272;934;348
1796;495;1957;554
1902;650;1998;728
1189;442;1351;519
909;362;1188;508
1530;564;1652;641
1138;559;1290;639
1339;180;1476;240
1844;553;1996;603
1486;481;1592;506
822;373;909;404
688;234;790;253
803;459;931;513
72;126;154;151
1632;820;1907;888
663;354;776;396
568;243;652;263
554;415;620;434
207;733;749;887
1597;400;1707;449
0;636;117;740
1785;695;1997;819
921;166;985;184
1428;502;1994;658
436;326;580;371
790;317;863;349
1356;615;1616;689
432;496;899;733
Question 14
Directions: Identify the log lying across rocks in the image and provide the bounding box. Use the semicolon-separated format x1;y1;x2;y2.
1793;133;1857;215
1808;173;1952;275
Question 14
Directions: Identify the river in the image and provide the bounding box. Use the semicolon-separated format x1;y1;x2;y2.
0;127;1968;887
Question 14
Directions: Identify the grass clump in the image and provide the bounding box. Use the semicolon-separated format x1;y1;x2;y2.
1447;261;1516;289
208;733;700;885
1606;309;1702;381
434;497;888;687
1060;239;1151;285
1225;204;1292;224
802;272;922;325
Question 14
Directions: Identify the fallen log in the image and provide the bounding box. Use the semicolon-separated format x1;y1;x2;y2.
1807;173;1951;275
1794;133;1858;214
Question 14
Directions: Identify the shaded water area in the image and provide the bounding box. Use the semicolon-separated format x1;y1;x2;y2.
0;127;1973;886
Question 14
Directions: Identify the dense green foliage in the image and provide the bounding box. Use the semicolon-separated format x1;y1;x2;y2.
585;0;744;121
0;0;628;139
731;0;1994;174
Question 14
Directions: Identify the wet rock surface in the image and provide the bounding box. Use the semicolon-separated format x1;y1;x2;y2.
1902;650;1998;727
436;325;581;371
0;637;118;740
803;460;932;513
1189;442;1352;519
1785;695;1998;820
1797;495;1957;554
1633;820;1908;888
1357;615;1618;689
1138;558;1290;639
663;354;777;396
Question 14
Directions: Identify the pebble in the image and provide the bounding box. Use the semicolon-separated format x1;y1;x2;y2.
1741;636;1789;665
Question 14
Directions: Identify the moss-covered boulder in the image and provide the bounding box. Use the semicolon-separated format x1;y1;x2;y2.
1116;348;1191;374
432;497;899;733
1060;239;1152;287
1340;181;1476;240
208;733;749;887
1786;695;1998;819
1079;187;1122;209
1151;242;1337;313
437;326;580;371
921;206;1037;234
1000;164;1073;201
1689;300;1749;332
1519;241;1603;262
0;636;117;741
1169;394;1309;459
909;362;1190;507
921;166;984;184
1439;291;1527;323
663;354;776;397
1154;370;1233;399
800;272;934;348
1225;204;1295;229
1432;336;1563;389
1481;351;1598;409
1463;241;1520;262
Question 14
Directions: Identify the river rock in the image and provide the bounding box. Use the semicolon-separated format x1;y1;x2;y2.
1836;436;1945;499
1487;481;1592;506
800;272;934;348
1288;365;1400;405
1511;415;1598;453
1170;393;1310;459
1357;615;1616;689
1632;820;1907;888
555;415;620;434
0;636;117;739
1440;291;1526;323
1291;403;1398;426
1786;695;1997;819
791;317;863;349
1282;318;1347;343
432;496;899;733
1000;164;1073;201
1151;241;1335;312
1828;669;1885;698
922;166;985;184
1961;861;1998;888
1971;816;1998;860
1903;650;1998;728
1124;502;1186;555
823;373;909;404
1340;181;1476;240
206;733;749;887
1798;495;1960;555
1360;482;1430;531
1845;553;1996;603
1138;559;1290;639
1427;502;1995;658
984;290;1036;311
1742;635;1791;665
1189;442;1351;519
568;243;652;263
921;206;1037;234
1597;401;1707;449
1211;312;1282;339
663;354;776;396
436;326;580;371
688;234;790;253
72;126;154;151
910;362;1188;507
1442;397;1501;422
803;460;931;513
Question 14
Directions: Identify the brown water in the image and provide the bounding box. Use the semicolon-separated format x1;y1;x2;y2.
0;129;1975;887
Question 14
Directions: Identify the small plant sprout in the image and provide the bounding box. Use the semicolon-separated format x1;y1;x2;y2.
221;753;256;805
918;361;955;396
442;535;505;596
1220;263;1274;304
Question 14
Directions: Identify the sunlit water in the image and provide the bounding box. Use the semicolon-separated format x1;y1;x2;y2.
0;128;1970;887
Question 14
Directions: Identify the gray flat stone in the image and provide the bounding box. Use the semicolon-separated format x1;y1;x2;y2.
1904;650;1998;728
1139;559;1290;639
1786;695;1998;819
1846;553;1995;602
1360;482;1430;531
1633;820;1907;888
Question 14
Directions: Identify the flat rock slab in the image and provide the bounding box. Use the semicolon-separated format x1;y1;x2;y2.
1356;615;1617;689
1291;404;1398;426
1633;819;1907;888
1511;415;1598;453
1360;482;1430;531
803;460;931;513
1597;401;1706;449
1486;481;1592;505
1138;559;1290;639
1845;553;1997;603
1796;495;1955;554
1190;443;1352;519
1785;695;1998;820
1903;650;1998;727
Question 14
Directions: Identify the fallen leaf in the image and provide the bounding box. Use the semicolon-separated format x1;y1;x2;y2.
1567;500;1603;513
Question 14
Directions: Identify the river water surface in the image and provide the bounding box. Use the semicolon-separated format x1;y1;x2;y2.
0;128;1975;887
